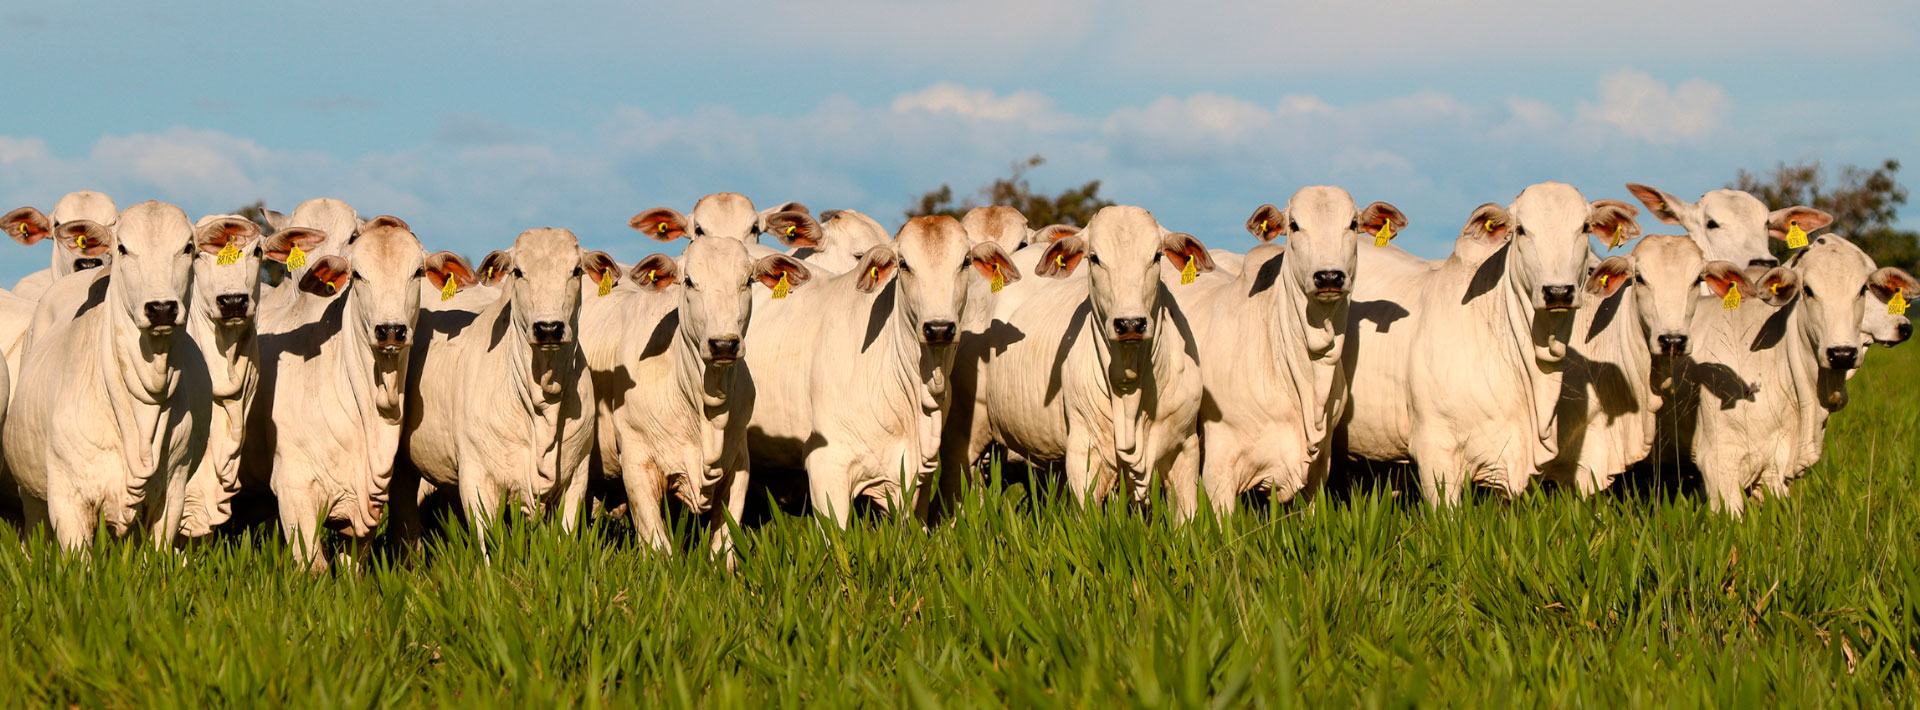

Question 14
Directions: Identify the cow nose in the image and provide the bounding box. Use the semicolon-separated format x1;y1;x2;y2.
216;294;250;319
143;301;179;327
373;324;409;346
921;320;957;345
1112;317;1149;340
1825;346;1860;370
1541;285;1576;308
73;258;103;271
1748;258;1779;268
1312;270;1347;291
1657;334;1689;356
531;321;567;344
707;336;741;360
1897;322;1913;344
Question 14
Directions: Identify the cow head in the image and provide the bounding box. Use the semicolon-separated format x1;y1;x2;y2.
1037;205;1209;344
1585;235;1748;357
1248;186;1406;304
6;191;121;277
109;202;200;334
189;215;281;325
1789;235;1883;372
628;193;821;249
1864;266;1916;347
816;209;893;260
854;216;1016;347
474;228;615;352
633;237;812;365
1469;183;1640;312
282;198;362;272
1625;184;1833;269
961;206;1035;253
298;216;473;355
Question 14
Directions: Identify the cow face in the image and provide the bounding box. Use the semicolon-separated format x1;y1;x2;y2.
283;198;361;271
961;205;1033;253
1585;235;1748;357
1863;266;1916;346
299;217;473;355
1625;184;1834;269
189;216;272;325
1037;206;1209;344
6;191;120;277
475;229;614;352
634;238;812;365
1483;183;1640;312
1791;236;1882;371
1248;186;1406;304
817;209;893;259
856;216;1016;346
630;193;821;250
108;202;198;334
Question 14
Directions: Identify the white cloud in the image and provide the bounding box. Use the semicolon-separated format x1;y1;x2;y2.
1575;70;1731;144
891;83;1072;131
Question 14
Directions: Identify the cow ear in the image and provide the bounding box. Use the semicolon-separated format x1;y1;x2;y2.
1035;235;1087;278
1768;206;1834;242
752;254;812;290
3;207;52;246
1031;224;1080;243
1868;266;1919;302
261;208;290;232
582;251;618;286
760;201;809;217
263;227;326;264
630;208;691;242
424;251;477;290
1699;260;1750;301
1587;199;1642;246
363;215;411;232
1246;204;1286;242
194;216;261;256
1161;233;1213;275
1463;203;1512;244
1753;265;1800;306
298;255;351;297
56;221;115;257
1585;256;1634;298
476;251;512;286
1624;183;1686;225
967;241;1021;285
854;246;899;293
630;254;680;292
761;210;822;248
1358;202;1408;239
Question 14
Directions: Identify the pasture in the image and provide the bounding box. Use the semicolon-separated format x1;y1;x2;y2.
0;342;1913;707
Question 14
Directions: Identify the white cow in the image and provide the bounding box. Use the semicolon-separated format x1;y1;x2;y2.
1623;183;1832;269
746;215;1018;524
403;229;612;546
257;198;363;300
5;191;119;299
1339;183;1643;504
623;195;817;297
948;206;1213;511
244;216;472;570
581;237;811;555
1178;188;1405;517
3;201;215;550
791;209;892;275
1543;235;1749;495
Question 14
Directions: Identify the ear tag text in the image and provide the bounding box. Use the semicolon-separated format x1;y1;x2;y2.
440;276;458;301
286;245;307;270
1722;285;1741;310
772;272;792;299
1890;291;1909;315
216;242;242;266
1180;257;1198;284
1373;222;1394;247
989;264;1005;293
597;270;613;297
1785;221;1809;249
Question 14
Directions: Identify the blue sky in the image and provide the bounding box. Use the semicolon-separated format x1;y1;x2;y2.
4;0;1918;281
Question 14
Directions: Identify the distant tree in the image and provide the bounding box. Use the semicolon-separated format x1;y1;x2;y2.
906;155;1115;228
1731;158;1917;270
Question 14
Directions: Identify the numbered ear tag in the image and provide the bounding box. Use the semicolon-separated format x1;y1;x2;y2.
1180;257;1198;285
1598;274;1610;289
1373;222;1394;247
989;264;1005;293
1785;221;1809;249
286;245;307;270
771;273;792;299
1609;224;1625;250
1722;285;1741;310
597;270;613;297
440;276;458;301
216;242;243;266
1890;291;1909;315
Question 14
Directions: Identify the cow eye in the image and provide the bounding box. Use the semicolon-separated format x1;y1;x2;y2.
898;261;912;274
253;246;263;257
1690;275;1702;286
1515;226;1527;237
413;267;425;278
1636;274;1649;286
1860;284;1870;296
512;268;524;278
1706;219;1720;229
117;244;128;255
183;242;195;255
693;226;705;237
573;266;584;277
1802;286;1815;299
351;270;364;282
1087;254;1102;266
1288;220;1299;232
682;277;696;289
1349;219;1359;231
1152;252;1162;262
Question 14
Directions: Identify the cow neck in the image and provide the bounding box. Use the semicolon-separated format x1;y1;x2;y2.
99;275;184;514
1476;244;1569;466
669;316;735;474
187;293;258;403
338;287;407;523
880;282;952;480
487;296;573;500
1588;283;1662;461
1782;298;1841;470
1259;262;1348;456
1086;291;1178;476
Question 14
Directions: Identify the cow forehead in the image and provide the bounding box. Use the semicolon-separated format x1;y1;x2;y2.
352;228;425;273
51;191;117;225
1509;182;1588;233
1697;190;1767;222
962;206;1026;243
896;217;970;263
510;228;582;273
289;198;359;241
692;193;758;236
1288;185;1358;226
683;237;752;279
116;202;192;248
1797;241;1874;286
1631;235;1704;281
825;210;890;250
1084;206;1163;254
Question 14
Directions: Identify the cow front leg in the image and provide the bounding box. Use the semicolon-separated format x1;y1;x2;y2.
708;458;751;569
276;488;328;573
1165;434;1202;523
622;461;671;553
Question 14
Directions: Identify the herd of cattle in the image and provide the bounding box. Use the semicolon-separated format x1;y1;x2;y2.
0;183;1910;569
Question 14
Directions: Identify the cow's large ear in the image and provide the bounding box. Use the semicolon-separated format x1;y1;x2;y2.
1868;266;1919;302
1161;233;1213;275
1585;256;1633;298
1463;203;1512;244
261;208;290;232
1246;204;1286;242
3;207;52;246
1035;235;1087;278
1031;224;1080;243
1699;260;1750;301
1768;206;1834;242
194;216;261;256
752;254;812;290
263;227;326;264
56;220;115;257
967;241;1021;285
761;210;822;248
298;255;351;297
1624;183;1686;225
1587;199;1642;247
854;246;899;293
1753;265;1800;306
630;253;679;292
1358;202;1408;240
582;251;618;288
630;207;691;242
476;251;513;286
424;251;477;290
363;215;411;232
760;201;809;218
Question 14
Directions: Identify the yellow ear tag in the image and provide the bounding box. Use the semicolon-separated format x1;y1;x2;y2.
1484;219;1495;233
74;233;87;249
1053;253;1066;268
286;245;307;270
1722;285;1741;310
1890;291;1909;316
657;222;669;235
1609;224;1626;250
324;280;337;295
1598;274;1610;289
989;264;1005;293
1373;222;1394;247
784;225;796;236
1769;282;1780;296
1785;221;1809;249
597;269;613;297
215;242;243;266
867;265;878;280
440;276;458;301
15;224;25;236
1180;257;1198;285
772;272;792;299
1259;220;1268;235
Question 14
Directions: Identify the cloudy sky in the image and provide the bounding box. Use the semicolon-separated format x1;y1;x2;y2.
4;0;1916;281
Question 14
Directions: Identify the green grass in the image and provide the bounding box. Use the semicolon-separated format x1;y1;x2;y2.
4;347;1919;708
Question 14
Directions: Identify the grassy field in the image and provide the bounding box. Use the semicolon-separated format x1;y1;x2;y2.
3;346;1917;708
